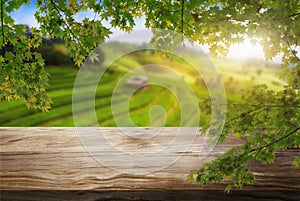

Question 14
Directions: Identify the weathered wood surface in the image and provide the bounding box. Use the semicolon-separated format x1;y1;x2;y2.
1;190;300;201
1;127;299;191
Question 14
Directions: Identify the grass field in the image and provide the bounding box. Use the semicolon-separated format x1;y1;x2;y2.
0;45;286;127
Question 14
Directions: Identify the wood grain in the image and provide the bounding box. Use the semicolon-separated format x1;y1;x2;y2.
1;190;300;201
1;127;299;191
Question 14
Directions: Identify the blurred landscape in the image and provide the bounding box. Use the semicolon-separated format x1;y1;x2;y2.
0;40;286;126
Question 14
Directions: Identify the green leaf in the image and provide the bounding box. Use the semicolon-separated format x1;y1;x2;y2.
292;156;300;167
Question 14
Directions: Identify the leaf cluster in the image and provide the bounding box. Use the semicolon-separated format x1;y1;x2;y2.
190;85;300;191
1;0;299;110
0;4;50;111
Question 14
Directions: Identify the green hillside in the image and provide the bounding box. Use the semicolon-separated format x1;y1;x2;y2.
0;47;285;127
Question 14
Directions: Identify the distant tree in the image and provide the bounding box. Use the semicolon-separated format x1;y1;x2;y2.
35;37;75;66
256;68;263;76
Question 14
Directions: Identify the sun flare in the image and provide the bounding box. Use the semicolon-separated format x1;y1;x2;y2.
227;38;265;60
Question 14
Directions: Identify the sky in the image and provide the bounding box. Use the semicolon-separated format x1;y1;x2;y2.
10;1;282;62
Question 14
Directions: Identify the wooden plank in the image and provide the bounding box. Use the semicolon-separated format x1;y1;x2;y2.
0;127;299;190
1;190;300;201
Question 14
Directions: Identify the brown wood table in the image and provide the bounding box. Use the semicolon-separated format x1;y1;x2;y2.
1;127;299;200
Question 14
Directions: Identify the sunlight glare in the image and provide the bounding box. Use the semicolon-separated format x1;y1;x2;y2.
226;38;265;60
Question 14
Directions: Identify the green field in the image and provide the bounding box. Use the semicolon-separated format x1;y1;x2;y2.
0;47;285;127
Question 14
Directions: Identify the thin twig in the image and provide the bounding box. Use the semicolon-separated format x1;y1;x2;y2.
282;30;300;63
285;12;300;18
220;103;300;108
251;127;300;153
49;0;84;49
235;126;300;161
224;106;265;127
1;0;5;54
181;0;185;45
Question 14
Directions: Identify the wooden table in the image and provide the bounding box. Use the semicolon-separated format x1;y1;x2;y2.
1;127;299;200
